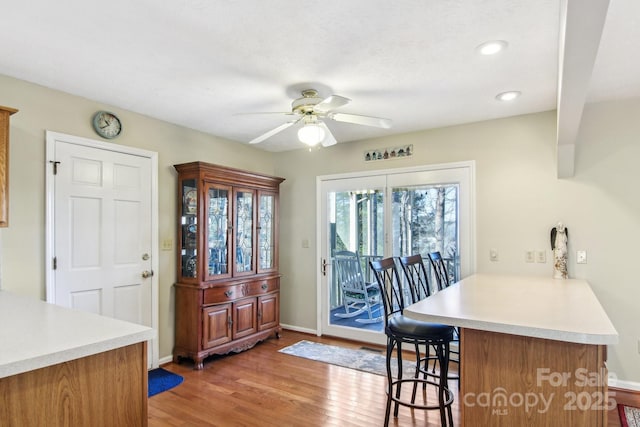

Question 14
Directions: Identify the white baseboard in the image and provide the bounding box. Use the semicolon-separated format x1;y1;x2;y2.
281;323;317;335
158;355;174;366
610;378;640;392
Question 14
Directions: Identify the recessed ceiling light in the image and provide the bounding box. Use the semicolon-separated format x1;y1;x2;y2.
495;91;521;101
477;40;508;55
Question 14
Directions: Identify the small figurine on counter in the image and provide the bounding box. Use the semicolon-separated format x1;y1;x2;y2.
550;222;568;279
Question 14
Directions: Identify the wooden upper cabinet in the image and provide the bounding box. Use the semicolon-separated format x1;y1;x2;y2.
174;161;285;285
0;106;18;228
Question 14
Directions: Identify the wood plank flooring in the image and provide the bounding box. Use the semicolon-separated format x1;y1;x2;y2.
149;330;628;426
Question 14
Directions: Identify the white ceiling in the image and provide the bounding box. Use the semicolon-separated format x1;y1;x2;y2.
1;0;638;153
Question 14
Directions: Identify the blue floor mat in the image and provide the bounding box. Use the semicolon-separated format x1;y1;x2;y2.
148;367;184;397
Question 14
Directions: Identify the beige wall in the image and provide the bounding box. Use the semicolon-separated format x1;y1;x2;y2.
0;74;277;360
274;101;640;385
2;73;638;386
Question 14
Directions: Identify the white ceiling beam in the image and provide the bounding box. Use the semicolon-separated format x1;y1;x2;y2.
556;0;610;178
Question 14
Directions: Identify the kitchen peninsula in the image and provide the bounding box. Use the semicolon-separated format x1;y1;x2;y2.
0;290;155;426
404;273;618;426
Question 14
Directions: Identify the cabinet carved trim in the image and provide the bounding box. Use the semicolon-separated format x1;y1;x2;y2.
172;162;284;369
0;106;18;228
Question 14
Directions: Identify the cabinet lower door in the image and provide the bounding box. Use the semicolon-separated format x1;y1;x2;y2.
258;292;279;331
203;304;232;349
233;297;258;339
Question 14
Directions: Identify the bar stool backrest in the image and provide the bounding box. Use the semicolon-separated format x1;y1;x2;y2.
428;251;451;292
369;257;405;327
399;254;432;303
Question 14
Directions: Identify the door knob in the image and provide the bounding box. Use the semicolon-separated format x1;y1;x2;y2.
142;270;154;278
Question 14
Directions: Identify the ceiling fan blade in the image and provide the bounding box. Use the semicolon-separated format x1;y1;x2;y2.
313;95;351;114
234;111;296;116
249;121;296;144
328;112;392;129
319;122;337;147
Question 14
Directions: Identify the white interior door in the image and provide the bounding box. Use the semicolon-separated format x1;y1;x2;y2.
45;131;159;369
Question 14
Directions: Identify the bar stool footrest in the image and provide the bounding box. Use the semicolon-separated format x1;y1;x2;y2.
388;378;454;410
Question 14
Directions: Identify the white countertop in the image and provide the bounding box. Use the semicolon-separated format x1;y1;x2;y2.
0;290;155;378
404;273;618;345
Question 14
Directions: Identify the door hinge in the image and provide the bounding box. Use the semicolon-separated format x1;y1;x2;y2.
49;160;61;175
52;257;57;270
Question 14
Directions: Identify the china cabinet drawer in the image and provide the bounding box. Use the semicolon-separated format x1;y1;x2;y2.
203;284;246;304
248;278;279;295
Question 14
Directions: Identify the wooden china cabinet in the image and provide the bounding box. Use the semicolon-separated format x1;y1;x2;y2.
173;161;285;369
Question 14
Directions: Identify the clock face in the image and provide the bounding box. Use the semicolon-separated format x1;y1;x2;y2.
92;111;122;139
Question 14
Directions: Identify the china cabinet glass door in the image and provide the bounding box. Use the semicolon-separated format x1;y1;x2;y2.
205;182;231;280
257;191;277;273
180;178;198;280
234;188;255;275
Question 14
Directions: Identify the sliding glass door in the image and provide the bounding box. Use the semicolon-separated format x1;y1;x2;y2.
318;162;474;344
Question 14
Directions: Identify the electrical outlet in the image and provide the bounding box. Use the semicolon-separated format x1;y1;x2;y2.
536;250;546;263
525;251;535;263
577;250;587;264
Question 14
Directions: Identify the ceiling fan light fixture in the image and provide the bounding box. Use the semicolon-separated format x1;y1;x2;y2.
245;88;390;147
298;123;325;146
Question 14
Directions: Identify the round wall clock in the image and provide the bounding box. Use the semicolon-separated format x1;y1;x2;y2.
92;111;122;139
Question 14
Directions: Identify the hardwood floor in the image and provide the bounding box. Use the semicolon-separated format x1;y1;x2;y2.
150;330;627;426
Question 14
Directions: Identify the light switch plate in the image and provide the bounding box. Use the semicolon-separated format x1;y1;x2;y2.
536;250;546;263
161;239;173;251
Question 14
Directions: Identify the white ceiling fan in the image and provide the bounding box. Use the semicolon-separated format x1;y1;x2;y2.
247;89;392;147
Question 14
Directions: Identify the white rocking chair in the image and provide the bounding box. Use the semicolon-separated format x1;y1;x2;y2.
333;250;382;324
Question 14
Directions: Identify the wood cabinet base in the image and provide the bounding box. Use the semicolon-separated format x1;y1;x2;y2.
173;279;281;370
0;342;148;426
460;329;607;426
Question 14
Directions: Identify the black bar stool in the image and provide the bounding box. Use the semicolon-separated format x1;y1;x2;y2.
428;251;461;384
370;257;455;427
401;254;460;389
